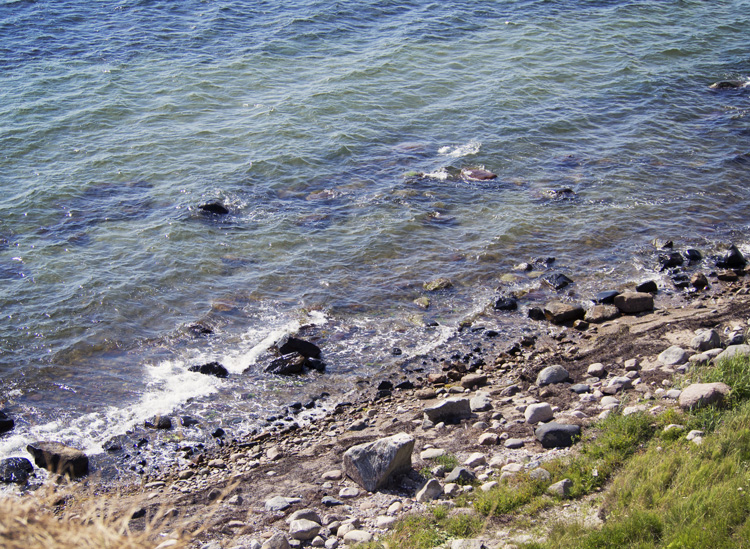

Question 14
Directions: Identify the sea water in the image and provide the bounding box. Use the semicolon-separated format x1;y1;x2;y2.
1;0;749;467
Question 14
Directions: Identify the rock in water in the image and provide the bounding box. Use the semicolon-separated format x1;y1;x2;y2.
0;411;14;434
461;168;497;181
541;273;573;290
716;244;747;269
188;361;229;378
265;352;307;375
710;80;750;89
199;202;229;215
343;433;415;492
0;457;34;484
26;441;89;478
276;336;322;359
145;415;173;430
424;278;453;291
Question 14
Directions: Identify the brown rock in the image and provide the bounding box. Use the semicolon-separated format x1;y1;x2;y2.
613;292;654;314
679;383;731;410
460;373;487;389
543;301;585;324
26;442;88;478
585;304;620;323
690;272;708;290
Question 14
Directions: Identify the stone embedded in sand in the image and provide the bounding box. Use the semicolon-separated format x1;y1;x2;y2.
343;433;414;492
265;495;301;512
691;272;709;290
26;441;88;478
587;363;607;378
543;301;585;324
679;383;730;410
261;533;291;549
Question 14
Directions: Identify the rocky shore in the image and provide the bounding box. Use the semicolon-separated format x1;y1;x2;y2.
5;241;750;549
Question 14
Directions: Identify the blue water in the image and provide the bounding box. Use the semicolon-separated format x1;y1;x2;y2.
1;0;749;466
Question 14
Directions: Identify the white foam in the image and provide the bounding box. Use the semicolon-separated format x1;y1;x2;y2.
438;140;481;158
422;168;449;180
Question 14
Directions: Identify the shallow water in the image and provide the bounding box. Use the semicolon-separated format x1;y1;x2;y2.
1;0;750;466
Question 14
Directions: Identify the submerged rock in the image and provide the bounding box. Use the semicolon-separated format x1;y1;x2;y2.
424;278;453;291
461;168;497;181
26;441;89;478
541;273;573;290
145;415;173;430
710;80;750;89
199;202;229;215
0;411;14;434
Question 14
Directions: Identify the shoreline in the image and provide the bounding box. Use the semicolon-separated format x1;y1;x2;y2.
10;241;750;548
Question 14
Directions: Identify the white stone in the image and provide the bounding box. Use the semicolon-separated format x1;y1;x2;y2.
464;452;487;467
524;402;553;424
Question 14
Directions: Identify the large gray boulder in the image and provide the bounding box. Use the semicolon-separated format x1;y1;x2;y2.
679;383;731;410
343;433;414;492
26;441;88;478
423;398;471;424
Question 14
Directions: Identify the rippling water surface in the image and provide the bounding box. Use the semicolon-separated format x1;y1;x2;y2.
1;0;749;466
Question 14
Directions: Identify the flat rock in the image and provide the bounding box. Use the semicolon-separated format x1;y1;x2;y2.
287;509;322;525
265;496;301;512
424;278;452;291
536;364;569;386
188;361;228;378
423;398;471;424
276;336;322;359
343;531;373;544
26;441;88;478
461;373;487;389
525;403;553;424
585;304;620;323
613;292;653;314
679;383;731;410
343;432;415;492
464;452;487;467
504;438;524;449
420;448;446;460
543;301;585;324
535;423;581;449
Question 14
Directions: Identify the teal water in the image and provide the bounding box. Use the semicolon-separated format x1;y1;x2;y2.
1;0;749;465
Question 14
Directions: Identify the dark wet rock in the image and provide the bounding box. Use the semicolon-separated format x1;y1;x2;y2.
535;423;581;449
685;248;703;262
658;252;684;270
493;296;518;311
266;352;307;375
541;273;573;290
424;278;453;291
717;270;739;282
716;244;747;269
186;323;213;337
276;336;321;359
635;280;658;293
461;168;497;181
543;301;585;324
26;441;88;478
343;433;415;492
378;381;394;392
690;272;709;290
212;428;226;438
652;238;673;249
145;415;173;430
0;411;14;434
613;292;653;314
671;272;690;289
710;80;749;89
189;361;229;379
585;304;620;324
322;496;343;507
445;466;476;484
528;307;546;321
199;202;229;215
0;457;33;484
541;188;576;200
181;416;200;427
392;347;403;356
594;290;620;304
395;380;414;390
423;398;471;424
306;358;326;372
103;435;131;453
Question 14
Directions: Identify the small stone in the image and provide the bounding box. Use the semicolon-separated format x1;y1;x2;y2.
715;345;750;362
478;433;498;446
145;415;172;430
689;329;720;351
261;533;291;549
635;280;658;293
691;272;709;290
339;487;359;498
445;467;476;484
420;448;446;460
343;530;373;544
525;403;554;424
535;423;581;448
571;384;590;394
289;519;321;541
387;501;403;515
0;457;34;484
322;469;343;481
416;478;443;502
26;442;88;478
585;304;620;323
423;398;471;423
504;438;524;449
464;453;487;467
376;516;397;529
547;479;573;498
587;363;607;378
321;496;343;507
481;481;498;492
265;496;301;512
424;278;453;291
